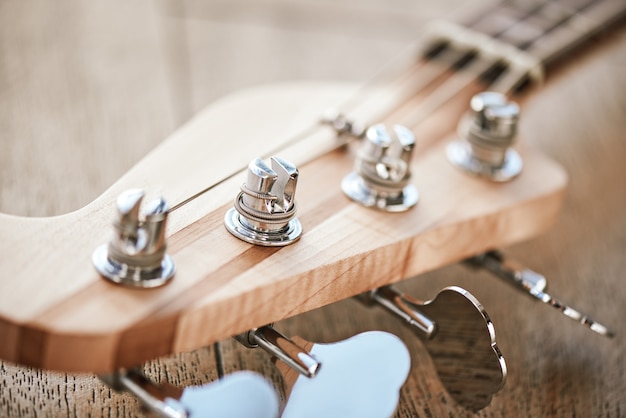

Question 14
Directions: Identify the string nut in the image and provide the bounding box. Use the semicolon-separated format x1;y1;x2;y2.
447;92;522;182
93;189;175;288
342;124;419;212
225;156;302;246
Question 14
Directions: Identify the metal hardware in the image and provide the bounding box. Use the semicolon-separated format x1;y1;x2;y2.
447;92;522;182
358;285;506;412
469;251;615;338
342;124;419;212
236;325;321;378
225;156;302;246
358;286;437;338
102;368;280;418
93;189;175;288
101;368;187;418
321;109;366;138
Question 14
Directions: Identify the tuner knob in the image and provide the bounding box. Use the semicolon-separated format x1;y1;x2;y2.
341;124;419;212
92;189;175;288
447;91;522;182
224;156;302;246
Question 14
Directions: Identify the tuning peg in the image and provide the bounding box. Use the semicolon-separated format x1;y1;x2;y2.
468;251;615;338
236;325;321;378
92;189;175;288
358;285;506;412
101;368;279;418
280;331;410;418
342;124;419;212
224;156;302;246
447;91;523;181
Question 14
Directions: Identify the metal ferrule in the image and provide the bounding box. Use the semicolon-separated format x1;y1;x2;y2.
225;156;302;246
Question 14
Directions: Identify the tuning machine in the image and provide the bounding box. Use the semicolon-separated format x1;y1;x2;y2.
236;325;321;378
342;123;419;212
101;368;279;418
92;189;175;288
225;156;302;246
468;251;615;338
357;285;506;412
447;91;522;182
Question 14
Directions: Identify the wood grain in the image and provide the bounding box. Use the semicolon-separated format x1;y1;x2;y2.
0;78;567;372
1;0;625;417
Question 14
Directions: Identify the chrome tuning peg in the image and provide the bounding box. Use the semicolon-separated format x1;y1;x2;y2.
468;251;615;338
93;189;175;288
342;124;419;212
447;91;522;182
236;325;321;378
225;156;302;246
101;368;279;418
357;285;506;412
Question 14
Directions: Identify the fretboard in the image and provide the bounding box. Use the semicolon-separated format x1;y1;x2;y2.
425;0;626;91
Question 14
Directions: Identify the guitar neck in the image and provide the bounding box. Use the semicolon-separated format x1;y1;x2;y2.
423;0;626;92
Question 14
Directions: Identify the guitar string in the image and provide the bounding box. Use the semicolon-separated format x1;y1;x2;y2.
176;0;617;380
167;44;445;213
168;0;547;380
167;49;499;213
167;51;450;213
167;3;555;213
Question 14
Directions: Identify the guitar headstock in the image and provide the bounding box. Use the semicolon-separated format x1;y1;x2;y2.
0;74;567;373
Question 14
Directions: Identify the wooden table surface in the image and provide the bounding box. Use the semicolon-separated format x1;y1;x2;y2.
1;0;625;416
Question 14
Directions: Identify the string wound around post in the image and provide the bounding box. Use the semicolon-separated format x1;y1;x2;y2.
93;189;175;288
342;124;419;212
447;92;522;182
225;156;302;246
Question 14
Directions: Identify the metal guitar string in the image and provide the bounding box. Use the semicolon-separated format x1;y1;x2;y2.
167;0;557;214
167;43;435;213
168;4;617;339
167;48;497;213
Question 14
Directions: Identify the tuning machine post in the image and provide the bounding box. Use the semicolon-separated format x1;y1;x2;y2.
447;91;522;181
342;124;419;212
236;325;321;378
468;251;615;338
92;189;175;288
357;285;506;412
225;156;302;246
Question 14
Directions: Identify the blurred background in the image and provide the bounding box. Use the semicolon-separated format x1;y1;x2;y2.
1;0;625;416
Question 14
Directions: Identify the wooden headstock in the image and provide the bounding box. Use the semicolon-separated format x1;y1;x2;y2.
0;77;567;373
